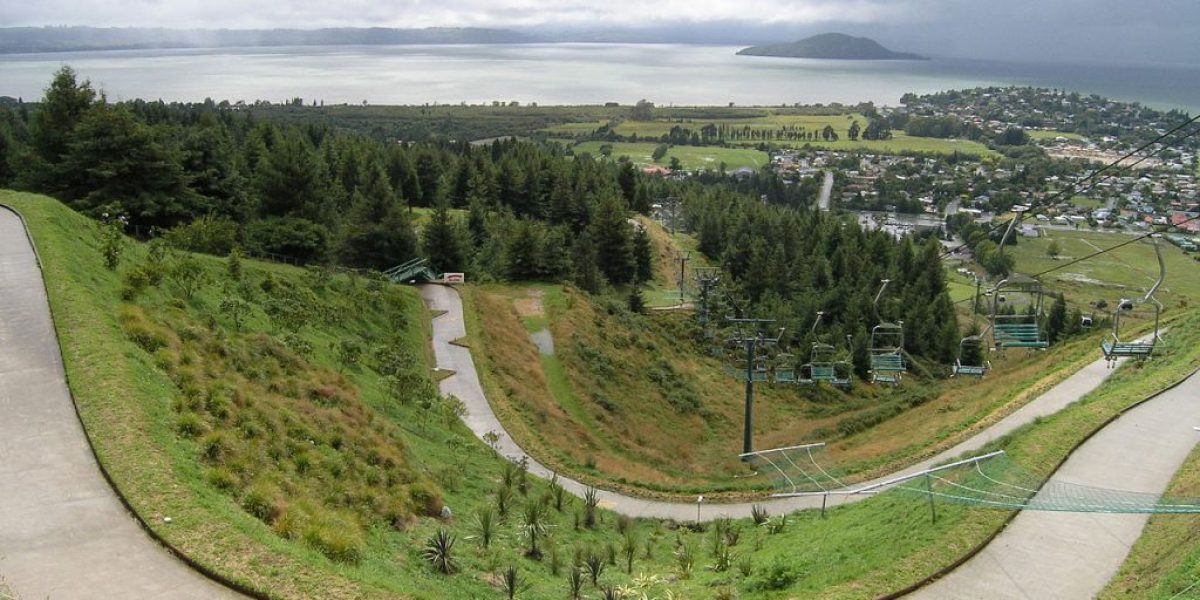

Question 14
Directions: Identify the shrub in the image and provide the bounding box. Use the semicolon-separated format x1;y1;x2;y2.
120;267;152;300
119;307;169;353
176;412;206;438
164;215;238;255
751;558;798;591
751;504;769;526
303;510;365;564
423;528;458;575
204;466;238;491
241;481;284;524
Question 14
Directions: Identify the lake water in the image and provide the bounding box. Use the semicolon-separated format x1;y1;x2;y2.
1;44;1197;111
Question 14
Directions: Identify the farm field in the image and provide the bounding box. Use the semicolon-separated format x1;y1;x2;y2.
609;113;868;138
572;141;769;171
1007;229;1198;312
731;131;1000;158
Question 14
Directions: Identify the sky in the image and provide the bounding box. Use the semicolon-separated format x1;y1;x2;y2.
2;0;1198;63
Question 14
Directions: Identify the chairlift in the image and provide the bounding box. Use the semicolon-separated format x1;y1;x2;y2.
867;279;906;385
952;331;992;377
753;355;770;382
989;208;1050;350
990;276;1050;349
773;353;798;384
805;342;851;387
869;323;906;384
1101;236;1164;367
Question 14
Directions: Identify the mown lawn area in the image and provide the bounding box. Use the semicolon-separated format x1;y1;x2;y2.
573;141;768;171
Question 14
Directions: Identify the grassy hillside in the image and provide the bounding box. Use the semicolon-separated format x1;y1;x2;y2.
461;274;1176;500
10;190;1200;599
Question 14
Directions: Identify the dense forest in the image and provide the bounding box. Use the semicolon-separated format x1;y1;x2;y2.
0;67;960;370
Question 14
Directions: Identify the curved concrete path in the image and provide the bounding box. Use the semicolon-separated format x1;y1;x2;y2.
420;284;1134;521
0;208;240;599
912;369;1200;600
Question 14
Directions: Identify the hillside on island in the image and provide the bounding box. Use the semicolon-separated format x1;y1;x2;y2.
737;33;927;60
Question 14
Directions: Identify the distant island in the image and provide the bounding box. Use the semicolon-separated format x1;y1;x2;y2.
737;33;927;60
0;26;541;54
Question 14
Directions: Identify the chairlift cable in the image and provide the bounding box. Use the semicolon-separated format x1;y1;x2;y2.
938;113;1200;260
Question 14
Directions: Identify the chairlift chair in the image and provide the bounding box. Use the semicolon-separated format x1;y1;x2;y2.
990;276;1050;349
807;343;851;387
867;280;906;385
773;353;798;384
988;207;1049;350
869;321;907;385
752;355;770;382
952;333;992;377
1100;236;1165;367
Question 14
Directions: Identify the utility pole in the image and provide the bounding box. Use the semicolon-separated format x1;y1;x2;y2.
694;267;721;337
726;317;783;455
675;251;691;306
656;196;681;234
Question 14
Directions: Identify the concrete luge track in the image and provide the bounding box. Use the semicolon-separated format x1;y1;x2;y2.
911;369;1200;599
0;207;242;599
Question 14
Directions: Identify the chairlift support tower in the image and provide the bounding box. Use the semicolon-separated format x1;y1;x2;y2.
726;316;784;455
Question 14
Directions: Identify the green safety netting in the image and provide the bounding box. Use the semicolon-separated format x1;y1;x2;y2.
747;446;1200;514
894;456;1200;514
742;443;849;495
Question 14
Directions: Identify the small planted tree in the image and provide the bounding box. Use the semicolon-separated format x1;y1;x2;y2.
1046;240;1061;258
584;550;606;587
549;473;567;512
567;567;584;600
621;530;638;574
500;565;524;600
100;215;127;271
219;295;251;331
226;246;244;280
169;255;209;300
474;506;496;549
521;501;547;560
583;487;600;529
423;528;457;575
751;504;769;526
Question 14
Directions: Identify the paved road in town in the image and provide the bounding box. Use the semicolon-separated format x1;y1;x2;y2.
912;369;1200;600
0;207;241;599
420;284;1139;521
818;170;834;211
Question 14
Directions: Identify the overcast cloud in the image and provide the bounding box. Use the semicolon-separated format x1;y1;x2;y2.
2;0;1197;63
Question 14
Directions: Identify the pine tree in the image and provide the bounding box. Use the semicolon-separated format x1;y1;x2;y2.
18;66;96;192
59;104;200;227
632;226;653;284
255;129;326;218
1046;293;1068;344
422;200;469;273
571;231;603;293
590;193;635;285
339;163;417;269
